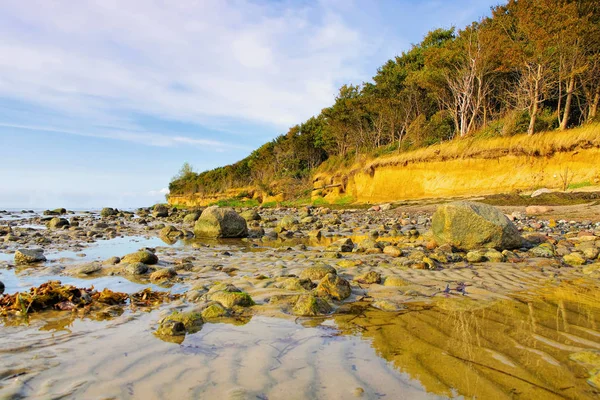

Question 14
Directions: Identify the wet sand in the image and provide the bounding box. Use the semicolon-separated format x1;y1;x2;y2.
1;204;600;399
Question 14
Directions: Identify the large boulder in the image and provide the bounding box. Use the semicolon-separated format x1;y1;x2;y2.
194;206;248;238
432;201;522;250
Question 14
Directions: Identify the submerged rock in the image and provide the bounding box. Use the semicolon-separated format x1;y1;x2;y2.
432;201;522;250
14;248;46;264
194;206;248;238
292;294;332;316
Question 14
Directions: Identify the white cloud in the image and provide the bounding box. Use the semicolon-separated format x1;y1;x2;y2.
0;0;371;139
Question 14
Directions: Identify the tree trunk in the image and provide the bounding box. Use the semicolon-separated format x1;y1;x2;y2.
589;84;600;122
528;65;541;136
560;76;575;130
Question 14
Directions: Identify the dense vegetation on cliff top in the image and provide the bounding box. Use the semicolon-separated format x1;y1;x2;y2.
170;0;600;198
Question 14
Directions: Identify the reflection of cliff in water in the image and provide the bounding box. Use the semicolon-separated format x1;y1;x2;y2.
333;281;600;399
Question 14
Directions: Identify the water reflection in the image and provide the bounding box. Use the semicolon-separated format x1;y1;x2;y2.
333;282;600;399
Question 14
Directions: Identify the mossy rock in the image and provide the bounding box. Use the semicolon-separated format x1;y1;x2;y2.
292;294;332;316
299;264;336;281
432;201;522;250
100;207;118;217
200;303;229;319
47;217;69;229
194;206;248;238
156;311;204;336
240;210;261;222
354;271;381;284
121;249;158;265
123;262;149;275
209;290;255;308
316;273;351;300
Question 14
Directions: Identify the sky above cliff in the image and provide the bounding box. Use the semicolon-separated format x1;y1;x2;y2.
0;0;498;209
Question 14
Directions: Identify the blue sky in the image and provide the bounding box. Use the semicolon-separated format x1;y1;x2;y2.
0;0;498;209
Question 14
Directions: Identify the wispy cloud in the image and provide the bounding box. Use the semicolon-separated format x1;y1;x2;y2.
0;0;371;141
0;122;247;150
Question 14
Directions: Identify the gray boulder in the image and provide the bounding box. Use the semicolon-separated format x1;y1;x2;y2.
432;201;522;250
194;206;248;238
15;249;46;264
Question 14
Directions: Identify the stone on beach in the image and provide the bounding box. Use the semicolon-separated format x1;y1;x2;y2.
432;201;522;250
194;206;248;238
14;248;46;264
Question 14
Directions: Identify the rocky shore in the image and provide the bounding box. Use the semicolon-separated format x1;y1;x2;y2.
1;199;600;398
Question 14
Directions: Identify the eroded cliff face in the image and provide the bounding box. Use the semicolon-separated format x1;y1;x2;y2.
168;187;284;207
313;148;600;203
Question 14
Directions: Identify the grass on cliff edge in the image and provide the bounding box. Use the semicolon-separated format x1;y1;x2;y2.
316;123;600;177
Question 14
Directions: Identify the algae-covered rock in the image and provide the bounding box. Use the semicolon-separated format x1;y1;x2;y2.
200;303;229;319
326;238;354;252
209;284;254;308
14;248;46;264
466;251;484;263
354;271;381;284
485;249;505;262
316;273;351;300
299;264;337;281
100;207;118;217
432;201;522;250
383;246;402;257
194;206;248;238
47;217;69;229
240;210;261;222
563;252;586;266
183;212;201;224
160;225;183;239
292;294;332;316
530;243;555;258
279;277;313;291
121;249;158;265
157;311;204;336
279;215;298;230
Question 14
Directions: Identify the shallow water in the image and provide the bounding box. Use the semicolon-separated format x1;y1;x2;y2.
1;282;600;399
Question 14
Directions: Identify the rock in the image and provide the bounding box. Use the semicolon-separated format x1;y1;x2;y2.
100;207;118;217
121;249;158;265
326;238;354;252
530;244;555;258
372;300;403;311
354;271;381;284
152;204;169;218
156;311;203;336
14;249;46;264
292;294;332;316
431;201;522;250
47;217;69;229
150;268;177;281
484;249;505;262
531;188;553;198
380;203;392;211
299;264;337;281
104;256;121;265
279;215;298;230
209;285;254;308
525;206;554;215
124;262;149;275
76;263;102;275
279;277;313;291
466;251;484;263
240;210;261;222
316;273;351;300
201;303;229;319
160;225;183;239
194;206;248;238
563;252;586;266
0;281;4;295
183;212;201;224
383;246;402;257
383;276;410;287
